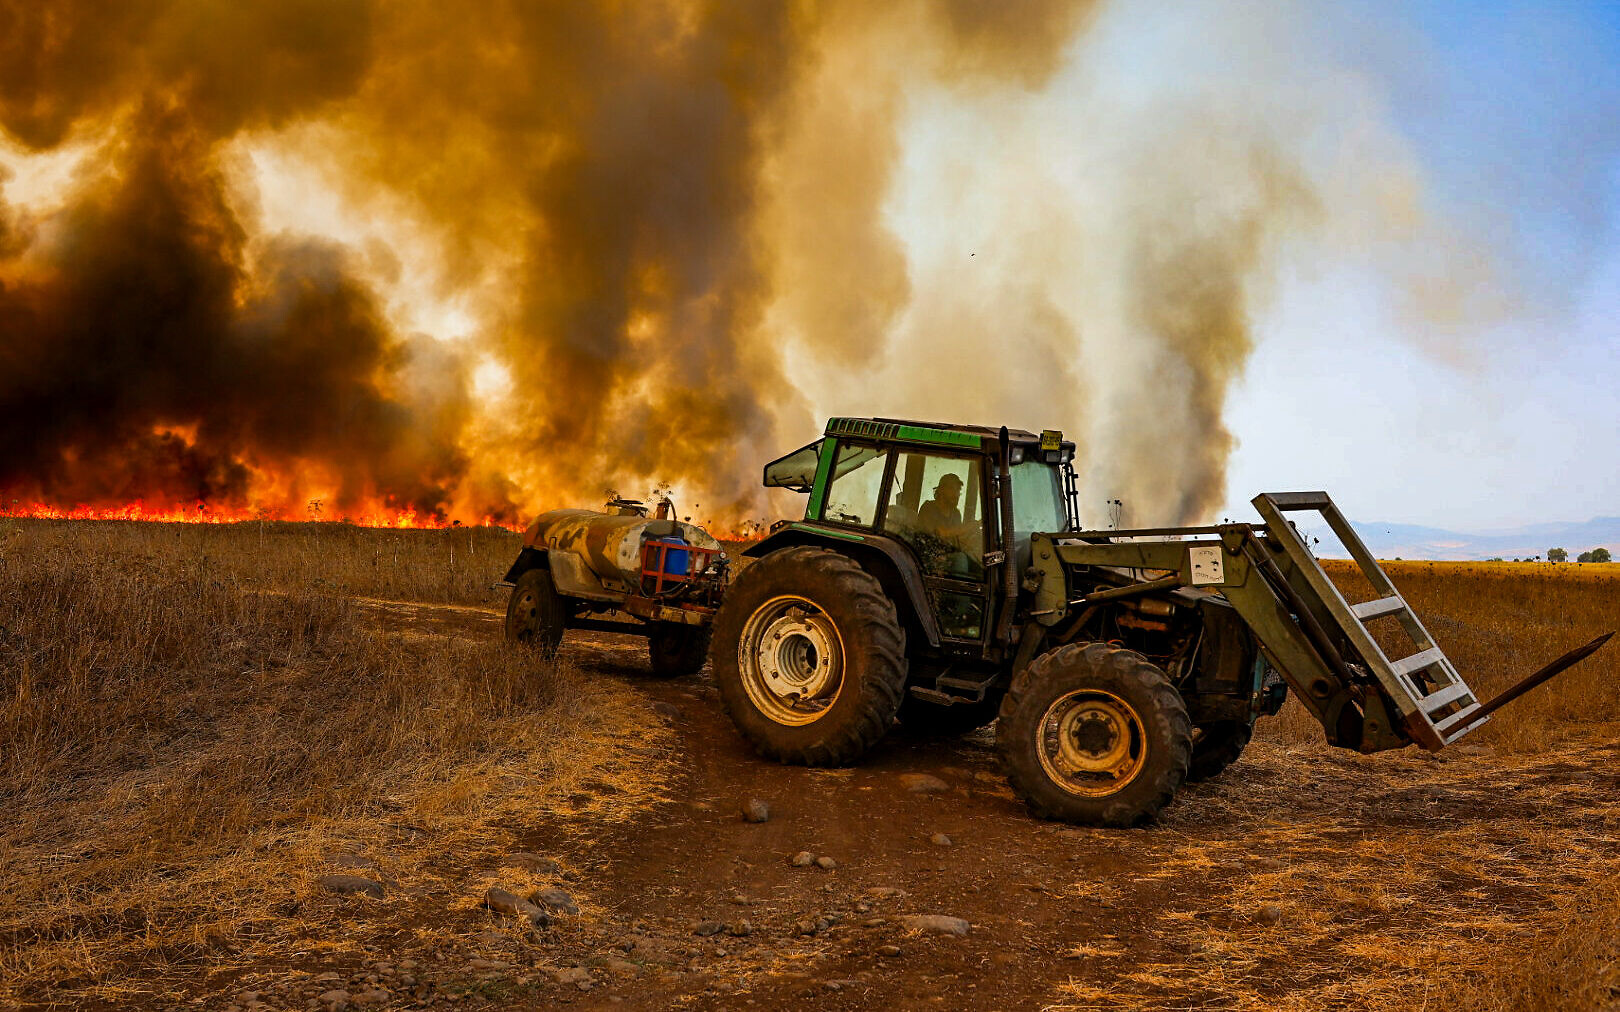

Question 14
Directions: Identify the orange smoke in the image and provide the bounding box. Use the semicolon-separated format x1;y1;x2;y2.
0;0;1103;526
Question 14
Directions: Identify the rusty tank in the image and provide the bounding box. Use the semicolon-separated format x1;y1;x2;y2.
520;506;724;600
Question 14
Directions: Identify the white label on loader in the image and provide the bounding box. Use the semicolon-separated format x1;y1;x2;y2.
1189;546;1225;586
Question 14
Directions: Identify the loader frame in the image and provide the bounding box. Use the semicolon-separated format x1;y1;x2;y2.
1030;492;1485;753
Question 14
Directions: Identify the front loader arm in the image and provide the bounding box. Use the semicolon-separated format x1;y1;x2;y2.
1030;492;1612;754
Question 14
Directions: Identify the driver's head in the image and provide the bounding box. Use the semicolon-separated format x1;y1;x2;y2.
934;473;962;507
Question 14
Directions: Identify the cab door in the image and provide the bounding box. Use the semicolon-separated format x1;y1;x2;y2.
878;450;990;643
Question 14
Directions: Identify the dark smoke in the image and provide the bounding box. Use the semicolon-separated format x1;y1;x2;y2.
0;0;1099;522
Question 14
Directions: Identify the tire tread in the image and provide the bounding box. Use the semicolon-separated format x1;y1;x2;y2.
711;547;906;766
997;641;1191;827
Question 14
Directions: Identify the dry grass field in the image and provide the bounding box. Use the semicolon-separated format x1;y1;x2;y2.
0;518;672;1006
1;520;1616;1009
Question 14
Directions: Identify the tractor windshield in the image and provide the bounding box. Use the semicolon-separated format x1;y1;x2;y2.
1012;461;1067;536
820;443;888;526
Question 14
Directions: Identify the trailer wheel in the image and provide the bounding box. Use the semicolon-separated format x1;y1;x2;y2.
711;547;907;765
506;568;567;657
1186;721;1253;782
997;642;1191;827
648;623;711;679
895;693;1003;738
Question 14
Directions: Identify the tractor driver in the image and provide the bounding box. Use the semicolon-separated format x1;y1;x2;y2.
916;472;964;535
913;472;980;578
902;471;981;579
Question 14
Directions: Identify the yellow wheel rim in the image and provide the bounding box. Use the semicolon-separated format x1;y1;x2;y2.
1035;689;1148;797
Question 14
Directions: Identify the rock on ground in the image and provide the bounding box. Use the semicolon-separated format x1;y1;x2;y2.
901;914;971;936
899;773;950;794
741;798;771;823
483;887;550;927
536;887;580;915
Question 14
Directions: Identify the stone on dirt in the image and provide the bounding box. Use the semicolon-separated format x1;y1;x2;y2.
536;887;580;915
791;851;815;867
741;798;771;823
900;914;970;936
900;773;950;794
483;887;551;927
317;875;384;899
550;966;595;991
815;856;837;870
930;833;953;846
877;945;902;957
727;919;753;937
317;989;350;1010
693;920;726;937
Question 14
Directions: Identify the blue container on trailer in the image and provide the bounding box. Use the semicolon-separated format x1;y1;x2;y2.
654;536;690;577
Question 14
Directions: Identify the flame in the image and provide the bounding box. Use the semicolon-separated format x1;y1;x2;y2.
1;499;515;530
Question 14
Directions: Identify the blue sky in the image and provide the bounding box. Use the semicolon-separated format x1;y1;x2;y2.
1219;0;1620;529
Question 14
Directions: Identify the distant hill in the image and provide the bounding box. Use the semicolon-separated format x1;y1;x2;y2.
1302;517;1620;562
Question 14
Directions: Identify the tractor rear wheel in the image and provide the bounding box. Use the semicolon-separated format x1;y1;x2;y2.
505;567;567;658
710;547;907;765
997;641;1191;827
895;693;1003;738
1187;720;1253;782
648;623;711;679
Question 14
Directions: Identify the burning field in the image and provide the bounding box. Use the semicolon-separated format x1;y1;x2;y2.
3;2;1616;1008
1;518;1617;1009
1;0;1532;533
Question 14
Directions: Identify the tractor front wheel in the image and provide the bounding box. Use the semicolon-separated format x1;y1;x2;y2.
710;547;907;765
505;567;567;658
997;642;1191;827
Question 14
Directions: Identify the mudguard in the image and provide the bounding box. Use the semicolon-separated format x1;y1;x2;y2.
745;523;942;647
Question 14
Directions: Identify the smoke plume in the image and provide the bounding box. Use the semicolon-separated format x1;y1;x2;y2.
0;1;1505;526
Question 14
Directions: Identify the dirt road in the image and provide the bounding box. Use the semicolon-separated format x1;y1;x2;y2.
206;601;1620;1011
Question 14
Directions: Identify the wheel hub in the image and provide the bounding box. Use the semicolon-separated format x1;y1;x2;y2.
757;612;838;700
1036;690;1148;796
738;596;845;726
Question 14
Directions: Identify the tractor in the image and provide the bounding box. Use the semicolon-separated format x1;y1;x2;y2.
707;417;1610;826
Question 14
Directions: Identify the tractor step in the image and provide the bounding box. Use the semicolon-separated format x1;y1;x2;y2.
913;673;1000;705
909;687;972;706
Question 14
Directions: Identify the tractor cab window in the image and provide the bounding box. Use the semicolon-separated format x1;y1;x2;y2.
882;452;985;581
819;443;888;526
1012;461;1067;535
764;439;822;491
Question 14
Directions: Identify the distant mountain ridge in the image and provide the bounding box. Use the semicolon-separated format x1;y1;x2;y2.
1304;516;1620;562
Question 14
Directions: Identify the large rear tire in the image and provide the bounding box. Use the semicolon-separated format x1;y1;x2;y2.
710;547;907;765
997;642;1191;827
505;568;567;658
648;623;711;679
1187;720;1253;782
